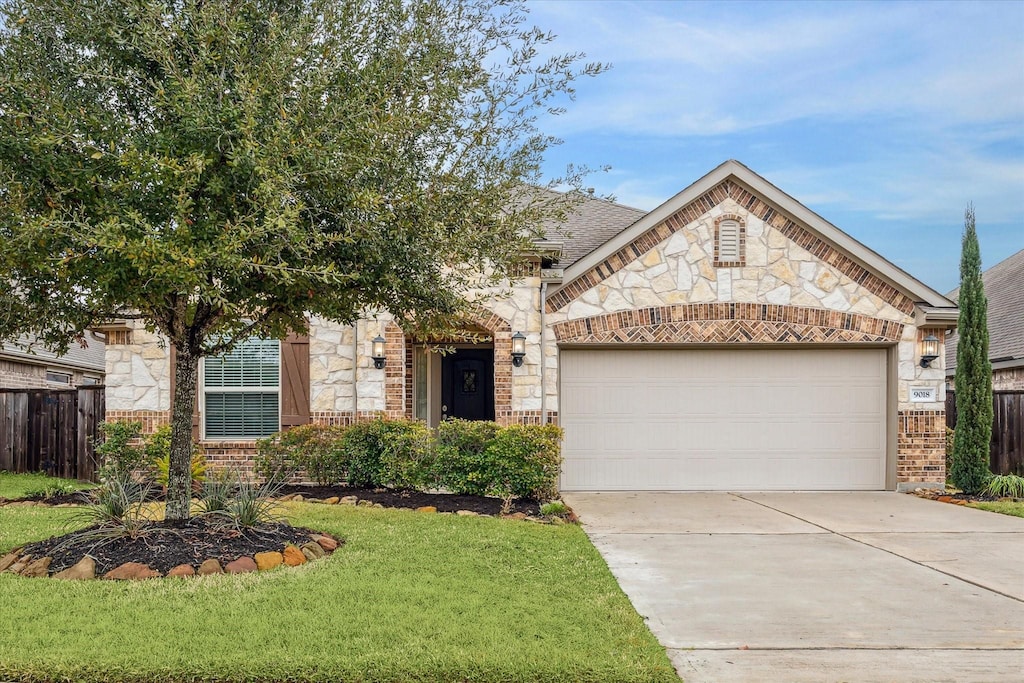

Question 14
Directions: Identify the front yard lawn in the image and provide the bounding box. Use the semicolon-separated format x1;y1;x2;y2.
0;471;94;500
968;500;1024;518
0;502;677;682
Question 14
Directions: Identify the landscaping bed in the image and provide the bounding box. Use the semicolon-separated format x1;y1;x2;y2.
275;483;545;516
5;517;336;576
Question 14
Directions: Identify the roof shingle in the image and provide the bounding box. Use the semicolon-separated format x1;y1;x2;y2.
945;248;1024;373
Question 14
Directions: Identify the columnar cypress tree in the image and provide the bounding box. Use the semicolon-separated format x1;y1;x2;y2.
950;204;993;493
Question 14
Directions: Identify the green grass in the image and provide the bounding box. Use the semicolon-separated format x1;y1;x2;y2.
0;471;95;499
0;503;677;682
969;500;1024;518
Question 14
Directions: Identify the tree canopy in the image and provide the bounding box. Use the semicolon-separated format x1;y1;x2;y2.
0;0;605;518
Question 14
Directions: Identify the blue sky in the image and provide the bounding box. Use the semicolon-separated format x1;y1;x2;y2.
529;0;1024;295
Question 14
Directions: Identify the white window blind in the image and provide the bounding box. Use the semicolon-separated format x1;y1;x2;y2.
718;220;741;262
203;338;280;439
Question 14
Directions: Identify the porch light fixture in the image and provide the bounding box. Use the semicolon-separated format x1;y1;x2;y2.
511;331;527;367
371;335;386;370
919;333;939;368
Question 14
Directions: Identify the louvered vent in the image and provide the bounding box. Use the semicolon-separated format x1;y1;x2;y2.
718;220;741;262
203;338;280;439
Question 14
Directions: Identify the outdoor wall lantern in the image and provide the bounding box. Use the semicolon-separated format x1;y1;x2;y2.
371;335;387;370
919;333;939;368
511;331;527;367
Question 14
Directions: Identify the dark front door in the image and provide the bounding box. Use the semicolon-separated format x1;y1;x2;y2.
441;349;495;421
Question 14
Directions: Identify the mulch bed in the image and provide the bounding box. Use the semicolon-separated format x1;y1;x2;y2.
275;484;544;516
4;485;545;516
19;518;322;575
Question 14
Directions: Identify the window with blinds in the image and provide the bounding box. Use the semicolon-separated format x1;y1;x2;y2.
203;338;280;439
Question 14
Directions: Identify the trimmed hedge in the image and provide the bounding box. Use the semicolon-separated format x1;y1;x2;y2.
255;418;563;500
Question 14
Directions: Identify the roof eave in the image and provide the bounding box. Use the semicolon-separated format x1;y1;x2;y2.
549;160;957;309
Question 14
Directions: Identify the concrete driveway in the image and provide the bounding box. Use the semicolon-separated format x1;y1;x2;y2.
563;492;1024;683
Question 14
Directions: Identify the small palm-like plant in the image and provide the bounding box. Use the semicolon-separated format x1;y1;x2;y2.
198;469;238;514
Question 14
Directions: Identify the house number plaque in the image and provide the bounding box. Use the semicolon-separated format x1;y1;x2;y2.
910;387;936;402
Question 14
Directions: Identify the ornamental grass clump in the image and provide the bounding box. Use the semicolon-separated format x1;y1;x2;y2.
983;474;1024;500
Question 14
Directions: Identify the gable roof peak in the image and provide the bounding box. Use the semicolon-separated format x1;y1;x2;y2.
549;160;955;310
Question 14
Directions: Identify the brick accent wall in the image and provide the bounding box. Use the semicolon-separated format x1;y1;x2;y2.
202;442;259;477
0;359;49;389
897;410;946;484
546;179;916;316
311;410;385;426
553;303;904;345
508;410;559;426
104;410;171;433
993;367;1024;391
384;322;406;419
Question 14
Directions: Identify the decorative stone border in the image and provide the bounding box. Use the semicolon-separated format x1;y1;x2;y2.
0;533;340;580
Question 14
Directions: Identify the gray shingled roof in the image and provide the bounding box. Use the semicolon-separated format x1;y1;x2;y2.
536;191;647;268
945;248;1024;373
0;334;106;373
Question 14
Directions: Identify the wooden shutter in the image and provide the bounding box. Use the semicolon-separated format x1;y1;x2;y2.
168;346;202;441
280;332;310;429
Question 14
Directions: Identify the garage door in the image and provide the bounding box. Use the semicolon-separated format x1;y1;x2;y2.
560;348;887;491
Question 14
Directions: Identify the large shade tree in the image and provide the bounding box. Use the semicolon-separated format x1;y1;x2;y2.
950;204;992;494
0;0;604;519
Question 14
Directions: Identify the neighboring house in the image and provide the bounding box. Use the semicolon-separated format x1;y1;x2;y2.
0;335;105;389
103;160;957;491
945;249;1024;391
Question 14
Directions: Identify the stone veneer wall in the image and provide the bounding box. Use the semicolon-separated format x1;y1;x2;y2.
544;184;948;486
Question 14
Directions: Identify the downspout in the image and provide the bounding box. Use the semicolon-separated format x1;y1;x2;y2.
540;281;548;425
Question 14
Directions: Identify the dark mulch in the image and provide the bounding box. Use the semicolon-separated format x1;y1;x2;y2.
4;484;545;515
276;484;544;516
19;518;329;575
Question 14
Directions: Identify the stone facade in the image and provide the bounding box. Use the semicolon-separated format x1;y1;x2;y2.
101;166;951;488
544;182;948;486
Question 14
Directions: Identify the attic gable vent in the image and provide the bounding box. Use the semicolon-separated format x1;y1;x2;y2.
714;214;746;267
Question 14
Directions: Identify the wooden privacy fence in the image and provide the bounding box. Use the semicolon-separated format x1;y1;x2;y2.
946;390;1024;476
0;386;105;482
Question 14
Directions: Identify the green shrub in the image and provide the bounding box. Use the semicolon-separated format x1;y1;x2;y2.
93;421;146;480
380;420;436;490
482;424;563;501
341;419;393;488
984;474;1024;499
277;424;348;486
434;419;501;495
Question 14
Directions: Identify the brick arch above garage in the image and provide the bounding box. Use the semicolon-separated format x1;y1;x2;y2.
552;303;905;345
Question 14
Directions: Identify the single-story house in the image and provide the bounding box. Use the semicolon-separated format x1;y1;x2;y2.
945;249;1024;391
0;334;105;389
103;160;958;491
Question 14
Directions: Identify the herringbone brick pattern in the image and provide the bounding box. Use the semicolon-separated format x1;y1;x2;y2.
553;303;904;344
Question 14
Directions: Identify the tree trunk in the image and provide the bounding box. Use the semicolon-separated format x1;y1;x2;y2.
167;344;200;521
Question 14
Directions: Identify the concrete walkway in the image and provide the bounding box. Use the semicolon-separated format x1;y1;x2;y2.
563;492;1024;683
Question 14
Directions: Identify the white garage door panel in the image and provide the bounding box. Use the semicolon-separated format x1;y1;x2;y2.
560;348;887;491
